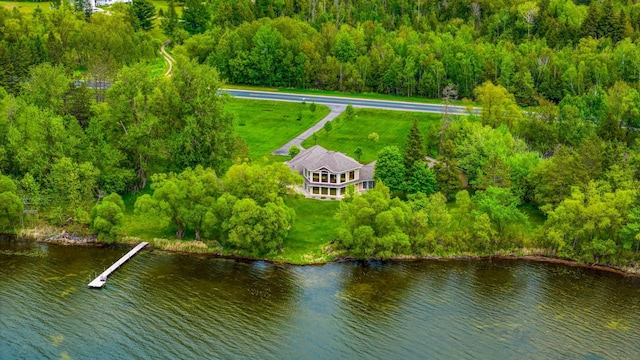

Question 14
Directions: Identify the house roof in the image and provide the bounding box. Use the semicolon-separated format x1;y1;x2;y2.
359;161;376;181
287;145;362;173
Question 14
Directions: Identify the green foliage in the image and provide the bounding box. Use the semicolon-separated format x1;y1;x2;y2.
132;0;156;31
354;147;362;161
0;174;23;233
335;183;410;259
223;162;302;205
226;198;294;255
182;0;210;35
90;193;125;242
161;0;180;38
374;146;405;193
473;187;527;242
406;163;437;196
474;81;524;130
288;145;300;159
324;120;333;133
542;183;637;264
403;119;426;176
135;166;222;239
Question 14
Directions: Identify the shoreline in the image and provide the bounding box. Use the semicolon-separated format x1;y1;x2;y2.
14;228;640;277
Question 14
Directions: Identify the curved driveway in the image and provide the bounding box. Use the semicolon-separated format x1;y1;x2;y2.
222;89;479;116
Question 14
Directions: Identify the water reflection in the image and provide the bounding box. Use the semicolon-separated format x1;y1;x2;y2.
2;243;640;359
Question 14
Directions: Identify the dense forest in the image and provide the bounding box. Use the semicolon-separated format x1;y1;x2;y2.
1;0;640;266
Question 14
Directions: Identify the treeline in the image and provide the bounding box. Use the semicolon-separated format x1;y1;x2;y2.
0;57;241;227
343;78;640;264
0;3;156;97
171;0;640;103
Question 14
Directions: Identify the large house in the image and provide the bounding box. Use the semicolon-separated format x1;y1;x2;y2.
286;145;375;199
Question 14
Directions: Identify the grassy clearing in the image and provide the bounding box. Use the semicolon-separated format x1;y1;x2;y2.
302;108;442;163
227;98;330;160
1;1;51;13
270;196;340;264
141;56;168;77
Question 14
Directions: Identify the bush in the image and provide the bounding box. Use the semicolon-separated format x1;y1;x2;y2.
324;121;333;133
289;145;301;158
90;193;125;242
368;132;379;142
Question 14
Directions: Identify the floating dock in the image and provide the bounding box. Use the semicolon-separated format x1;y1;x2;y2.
88;242;149;288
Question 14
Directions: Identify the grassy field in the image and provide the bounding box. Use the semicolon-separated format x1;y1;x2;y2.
227;98;330;160
301;108;442;163
1;1;51;13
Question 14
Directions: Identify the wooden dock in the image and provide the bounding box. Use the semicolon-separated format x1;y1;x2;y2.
88;242;149;288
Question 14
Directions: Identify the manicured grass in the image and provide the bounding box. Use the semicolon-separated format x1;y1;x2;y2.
270;196;340;264
1;1;51;13
227;98;330;160
301;108;442;163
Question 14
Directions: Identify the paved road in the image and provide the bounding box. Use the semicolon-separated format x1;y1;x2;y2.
223;89;479;116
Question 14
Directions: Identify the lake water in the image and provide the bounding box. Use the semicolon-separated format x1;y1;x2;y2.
2;239;640;359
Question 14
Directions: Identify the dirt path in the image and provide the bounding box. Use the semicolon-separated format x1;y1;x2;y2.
161;40;175;77
272;104;346;155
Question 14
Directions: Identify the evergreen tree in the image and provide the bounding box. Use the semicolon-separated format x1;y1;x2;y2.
161;0;180;37
403;119;426;177
581;2;600;38
132;0;156;31
182;0;211;35
75;0;93;21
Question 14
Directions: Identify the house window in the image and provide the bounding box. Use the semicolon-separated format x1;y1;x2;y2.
330;174;337;184
330;188;337;196
321;172;328;183
313;173;319;182
340;173;346;183
312;187;320;194
362;182;369;190
349;171;355;181
340;187;345;195
321;187;328;195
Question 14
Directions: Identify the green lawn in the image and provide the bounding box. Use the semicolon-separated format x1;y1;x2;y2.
227;98;330;160
271;196;340;264
1;1;51;13
302;108;442;163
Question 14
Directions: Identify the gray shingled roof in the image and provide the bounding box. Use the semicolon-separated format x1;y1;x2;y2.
359;161;376;181
286;145;362;174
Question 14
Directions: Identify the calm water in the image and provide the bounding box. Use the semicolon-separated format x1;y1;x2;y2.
2;239;640;359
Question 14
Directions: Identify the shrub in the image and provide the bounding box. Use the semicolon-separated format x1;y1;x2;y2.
289;145;301;158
